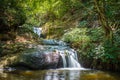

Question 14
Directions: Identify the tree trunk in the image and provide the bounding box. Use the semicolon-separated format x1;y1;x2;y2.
94;0;113;42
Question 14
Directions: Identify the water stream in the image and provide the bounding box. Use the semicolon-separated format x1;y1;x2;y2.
33;27;42;37
59;50;81;68
0;27;119;80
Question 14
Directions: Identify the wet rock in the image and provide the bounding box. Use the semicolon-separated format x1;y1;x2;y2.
41;39;67;46
9;49;60;69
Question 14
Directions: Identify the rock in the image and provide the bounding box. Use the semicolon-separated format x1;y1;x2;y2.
8;48;60;69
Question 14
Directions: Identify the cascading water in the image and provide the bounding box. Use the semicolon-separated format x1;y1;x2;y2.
33;27;42;37
32;27;81;68
59;52;67;67
58;49;81;68
39;39;81;68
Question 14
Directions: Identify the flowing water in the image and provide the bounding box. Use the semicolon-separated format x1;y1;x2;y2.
0;44;119;80
0;68;120;80
33;27;42;37
0;28;119;80
0;40;119;80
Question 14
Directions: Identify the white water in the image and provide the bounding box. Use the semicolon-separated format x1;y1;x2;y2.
42;39;67;46
59;53;67;67
68;55;81;67
33;27;42;37
58;50;81;68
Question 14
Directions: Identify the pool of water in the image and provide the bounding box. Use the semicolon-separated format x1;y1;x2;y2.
0;68;120;80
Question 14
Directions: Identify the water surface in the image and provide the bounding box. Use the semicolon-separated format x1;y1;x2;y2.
0;68;119;80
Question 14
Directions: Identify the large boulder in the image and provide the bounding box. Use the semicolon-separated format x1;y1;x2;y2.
0;44;66;70
3;46;60;70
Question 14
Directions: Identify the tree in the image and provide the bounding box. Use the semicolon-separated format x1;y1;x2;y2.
93;0;113;42
0;0;28;33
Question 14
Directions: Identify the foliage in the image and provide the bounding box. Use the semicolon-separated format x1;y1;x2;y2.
0;0;43;41
0;0;27;32
79;27;120;64
17;24;40;41
88;27;104;42
94;0;113;42
62;28;90;48
34;0;84;24
78;20;88;28
105;0;120;23
0;0;120;71
62;26;120;64
0;42;27;57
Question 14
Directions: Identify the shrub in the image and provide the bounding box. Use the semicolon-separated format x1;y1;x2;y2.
62;28;90;48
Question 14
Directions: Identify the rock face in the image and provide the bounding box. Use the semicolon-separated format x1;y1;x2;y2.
10;48;60;69
0;40;80;70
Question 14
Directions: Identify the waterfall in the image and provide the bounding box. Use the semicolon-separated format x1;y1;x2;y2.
67;55;81;67
42;39;67;46
58;50;81;68
59;52;67;67
33;27;42;37
40;39;81;68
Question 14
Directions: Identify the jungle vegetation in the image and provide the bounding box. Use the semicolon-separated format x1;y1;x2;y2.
0;0;120;71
